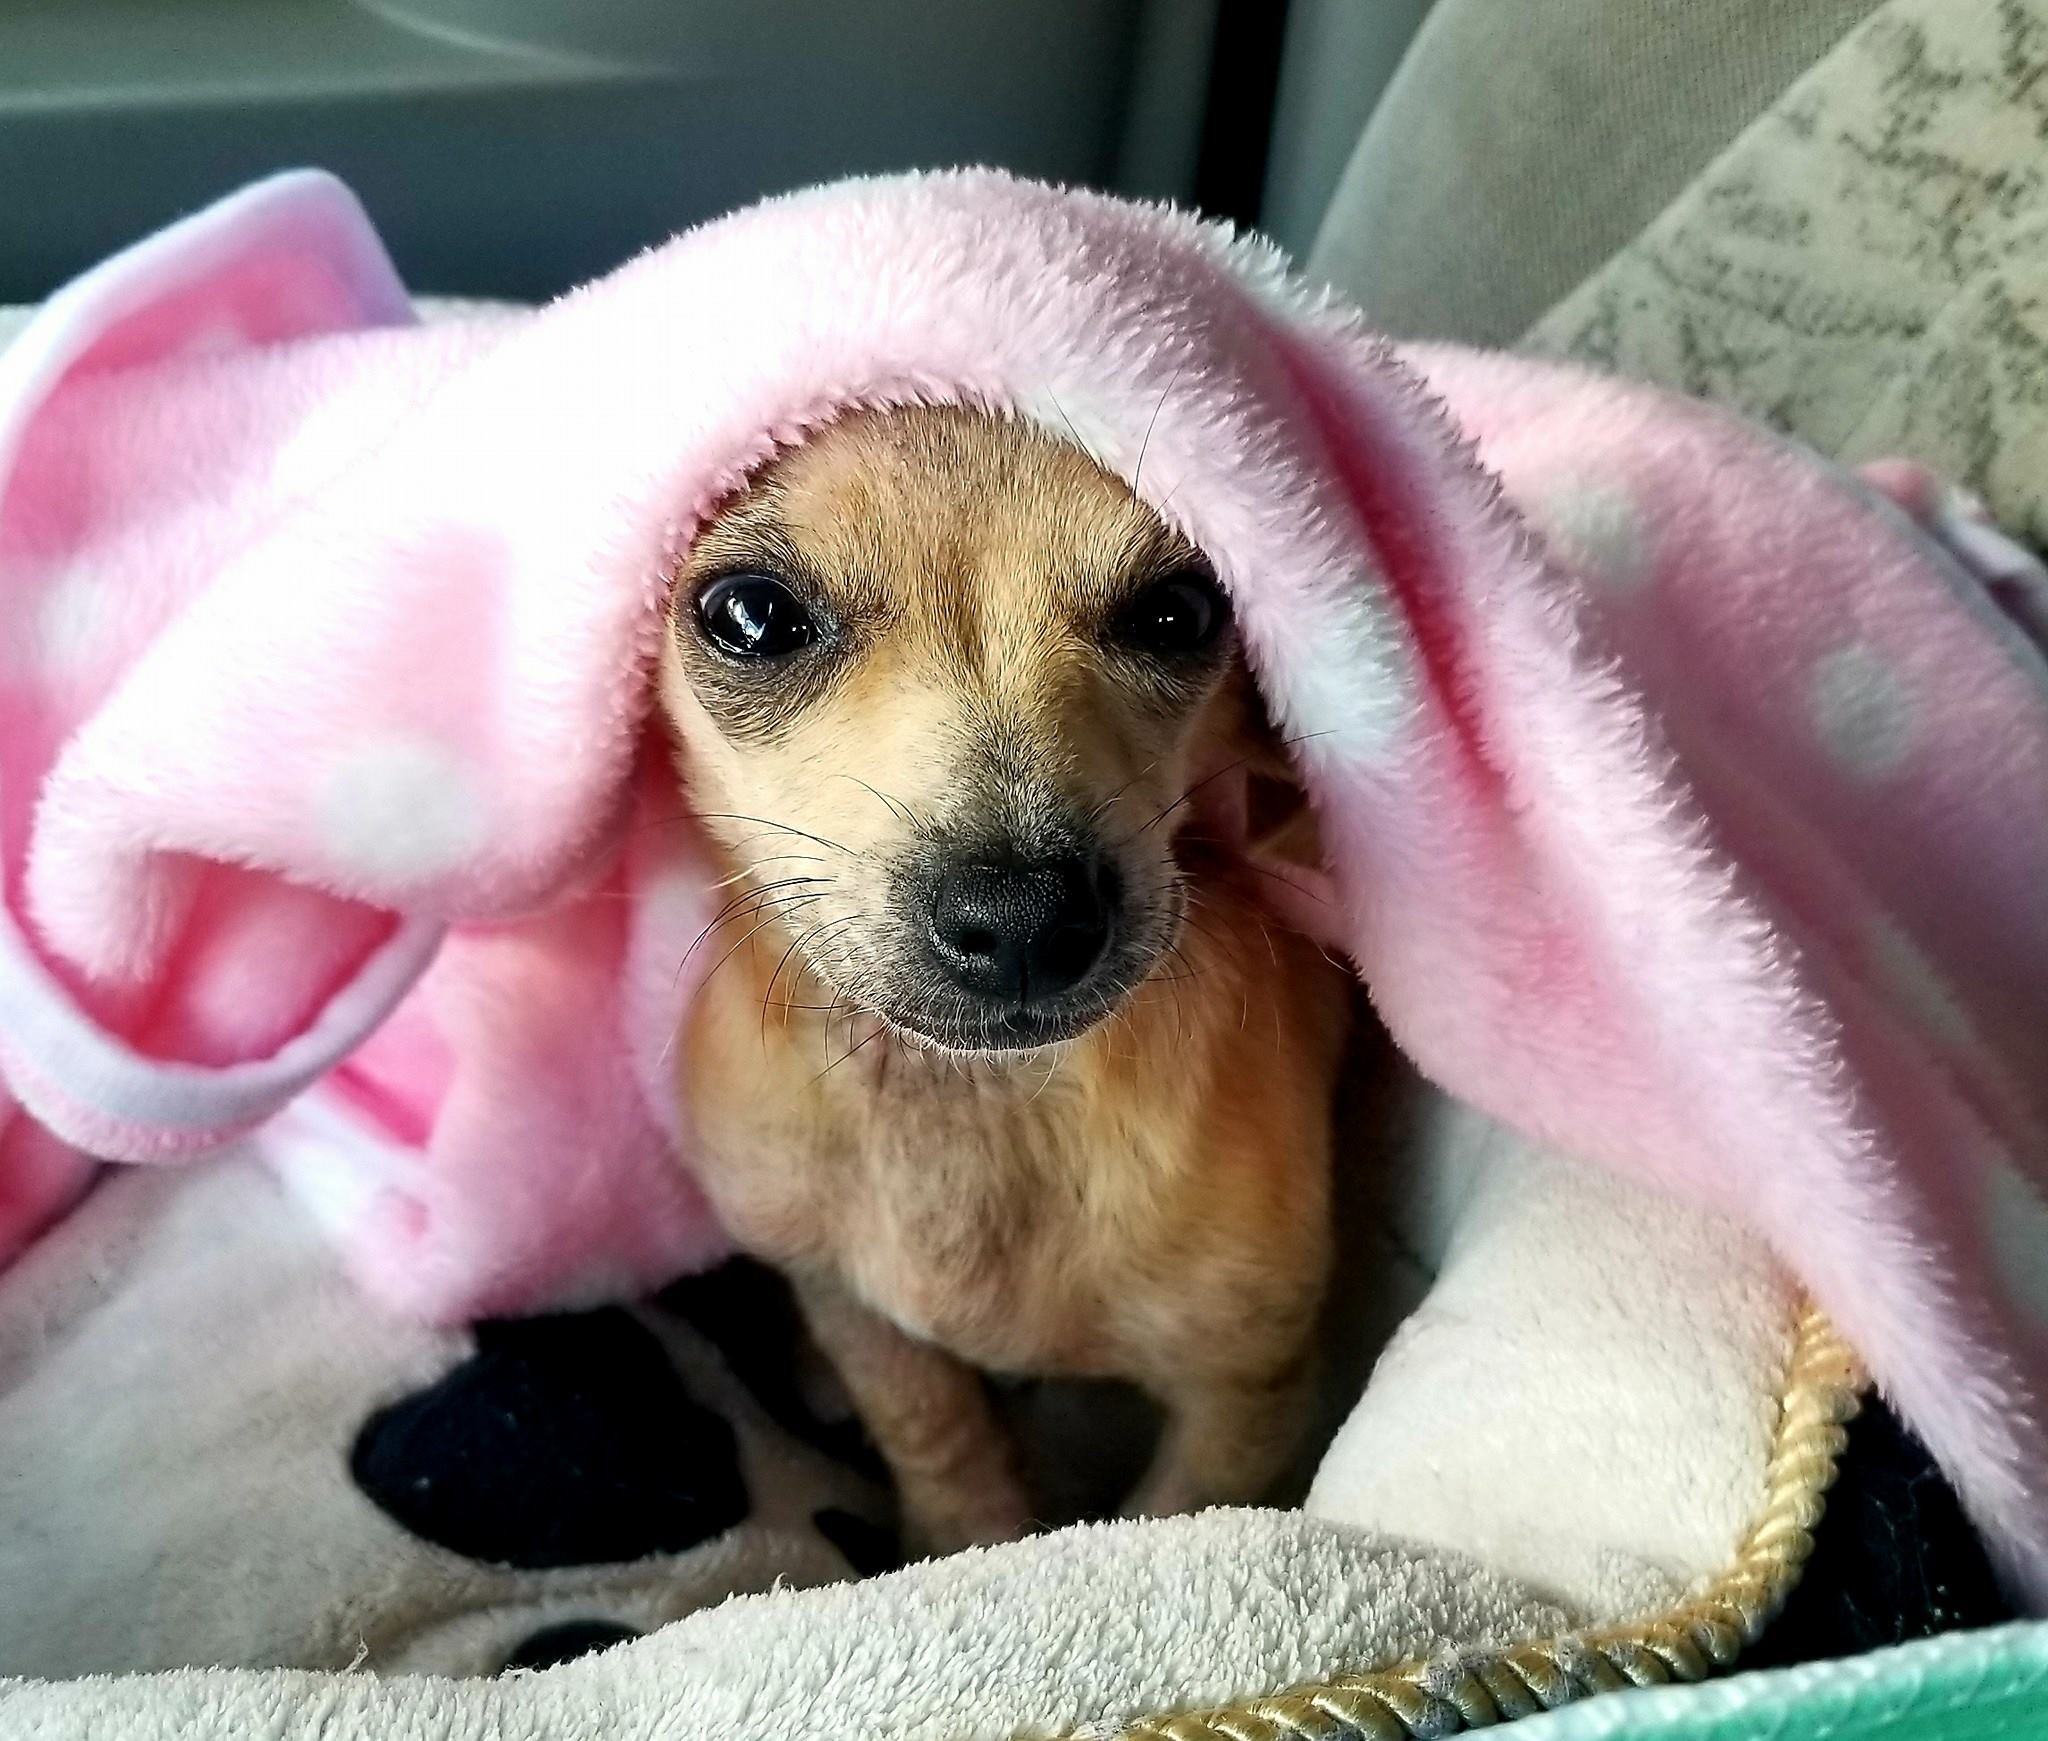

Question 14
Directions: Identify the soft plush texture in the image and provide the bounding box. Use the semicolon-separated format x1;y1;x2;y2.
0;1088;1997;1735
1308;1087;1800;1621
0;167;2044;1608
0;1511;1568;1741
0;1143;886;1680
2;1083;1813;1734
0;1042;1799;1684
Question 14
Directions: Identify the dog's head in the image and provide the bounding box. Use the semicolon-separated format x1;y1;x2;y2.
659;403;1303;1053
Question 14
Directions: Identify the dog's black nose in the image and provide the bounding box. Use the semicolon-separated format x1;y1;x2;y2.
928;857;1115;1006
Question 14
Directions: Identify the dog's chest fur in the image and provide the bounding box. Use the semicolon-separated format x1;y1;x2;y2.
683;992;1188;1373
679;879;1349;1381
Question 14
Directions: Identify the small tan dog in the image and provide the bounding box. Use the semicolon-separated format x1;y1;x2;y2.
660;403;1352;1552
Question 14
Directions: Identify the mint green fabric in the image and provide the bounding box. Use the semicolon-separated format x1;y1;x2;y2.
1513;1622;2048;1739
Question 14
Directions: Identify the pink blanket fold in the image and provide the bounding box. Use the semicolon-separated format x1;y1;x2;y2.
2;170;2045;1601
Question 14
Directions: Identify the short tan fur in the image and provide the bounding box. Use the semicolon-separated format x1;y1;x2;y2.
660;403;1351;1551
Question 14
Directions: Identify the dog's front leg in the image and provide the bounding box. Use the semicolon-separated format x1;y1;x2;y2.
1123;1352;1316;1519
794;1275;1033;1557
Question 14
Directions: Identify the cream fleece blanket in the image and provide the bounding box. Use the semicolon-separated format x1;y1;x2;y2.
0;1100;1790;1738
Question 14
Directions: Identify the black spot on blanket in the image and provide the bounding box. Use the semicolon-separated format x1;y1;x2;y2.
1747;1396;2014;1670
350;1309;748;1568
501;1619;640;1671
657;1258;888;1485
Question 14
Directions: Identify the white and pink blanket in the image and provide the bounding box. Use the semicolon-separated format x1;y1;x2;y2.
1;170;2044;1602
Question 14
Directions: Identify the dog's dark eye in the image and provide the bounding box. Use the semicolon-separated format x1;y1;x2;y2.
1112;566;1228;658
696;572;818;660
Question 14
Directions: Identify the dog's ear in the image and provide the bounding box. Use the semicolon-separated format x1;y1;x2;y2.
1181;661;1342;943
1192;663;1323;877
1232;673;1324;876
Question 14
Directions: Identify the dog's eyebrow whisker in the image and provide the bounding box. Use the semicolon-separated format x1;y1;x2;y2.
1132;360;1186;497
1042;386;1089;457
1148;467;1196;529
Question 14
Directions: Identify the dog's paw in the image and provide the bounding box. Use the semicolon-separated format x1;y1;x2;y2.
1118;1473;1198;1522
898;1482;1034;1559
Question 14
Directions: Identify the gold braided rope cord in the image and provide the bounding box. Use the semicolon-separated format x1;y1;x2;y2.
1089;1299;1868;1741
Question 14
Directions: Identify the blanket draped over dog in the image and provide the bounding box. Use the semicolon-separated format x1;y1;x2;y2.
0;170;2044;1601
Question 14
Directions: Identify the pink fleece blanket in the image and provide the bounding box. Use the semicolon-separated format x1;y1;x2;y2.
2;170;2045;1602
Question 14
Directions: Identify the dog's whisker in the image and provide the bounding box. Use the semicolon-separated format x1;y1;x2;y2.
787;916;870;1069
815;1016;888;1084
1233;860;1334;908
1023;1046;1067;1106
767;913;863;1044
1177;910;1254;977
1115;754;1254;847
708;850;828;893
679;878;831;977
658;892;828;1065
695;874;829;932
698;894;832;995
839;774;919;830
761;925;823;1043
1086;758;1162;826
1112;726;1339;850
708;901;827;983
694;812;856;857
